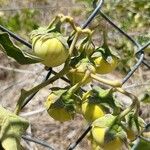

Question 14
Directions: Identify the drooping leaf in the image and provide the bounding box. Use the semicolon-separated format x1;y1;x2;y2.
132;138;150;150
140;90;150;104
0;32;42;64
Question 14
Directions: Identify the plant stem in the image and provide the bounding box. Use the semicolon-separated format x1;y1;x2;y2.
54;14;78;31
90;73;122;87
68;71;90;94
115;88;140;120
14;67;69;115
65;71;90;100
64;16;78;32
47;15;60;29
69;31;80;56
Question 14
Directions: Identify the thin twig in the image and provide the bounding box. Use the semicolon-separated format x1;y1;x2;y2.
139;136;150;142
0;79;26;94
0;65;36;74
124;83;150;89
0;5;81;11
0;6;57;11
22;135;55;150
20;108;45;117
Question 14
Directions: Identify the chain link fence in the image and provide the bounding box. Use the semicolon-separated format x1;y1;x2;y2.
0;0;150;149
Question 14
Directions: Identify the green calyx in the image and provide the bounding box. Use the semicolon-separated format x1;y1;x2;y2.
44;89;78;122
0;105;29;150
92;114;127;144
30;17;62;40
31;31;69;50
84;87;122;114
71;57;95;73
104;125;127;144
67;57;95;85
124;112;146;134
77;37;95;56
91;30;120;63
92;114;116;128
45;89;76;114
30;25;69;67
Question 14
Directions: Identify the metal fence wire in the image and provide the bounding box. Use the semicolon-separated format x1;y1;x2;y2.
0;0;150;149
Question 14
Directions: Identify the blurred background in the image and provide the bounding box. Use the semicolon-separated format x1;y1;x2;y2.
0;0;149;149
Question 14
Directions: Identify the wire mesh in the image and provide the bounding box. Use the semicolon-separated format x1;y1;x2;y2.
0;0;149;149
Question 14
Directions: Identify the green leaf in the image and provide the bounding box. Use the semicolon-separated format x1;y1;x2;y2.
140;91;150;103
0;32;42;64
132;138;150;150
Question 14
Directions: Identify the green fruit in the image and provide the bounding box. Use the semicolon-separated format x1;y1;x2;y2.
82;102;105;122
93;56;118;74
47;107;72;122
92;127;123;150
81;91;105;122
91;115;126;150
126;129;136;141
32;34;69;67
78;41;94;56
45;91;75;122
124;114;145;141
67;58;96;85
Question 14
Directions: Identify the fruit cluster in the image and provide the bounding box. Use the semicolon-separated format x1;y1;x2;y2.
30;14;145;150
